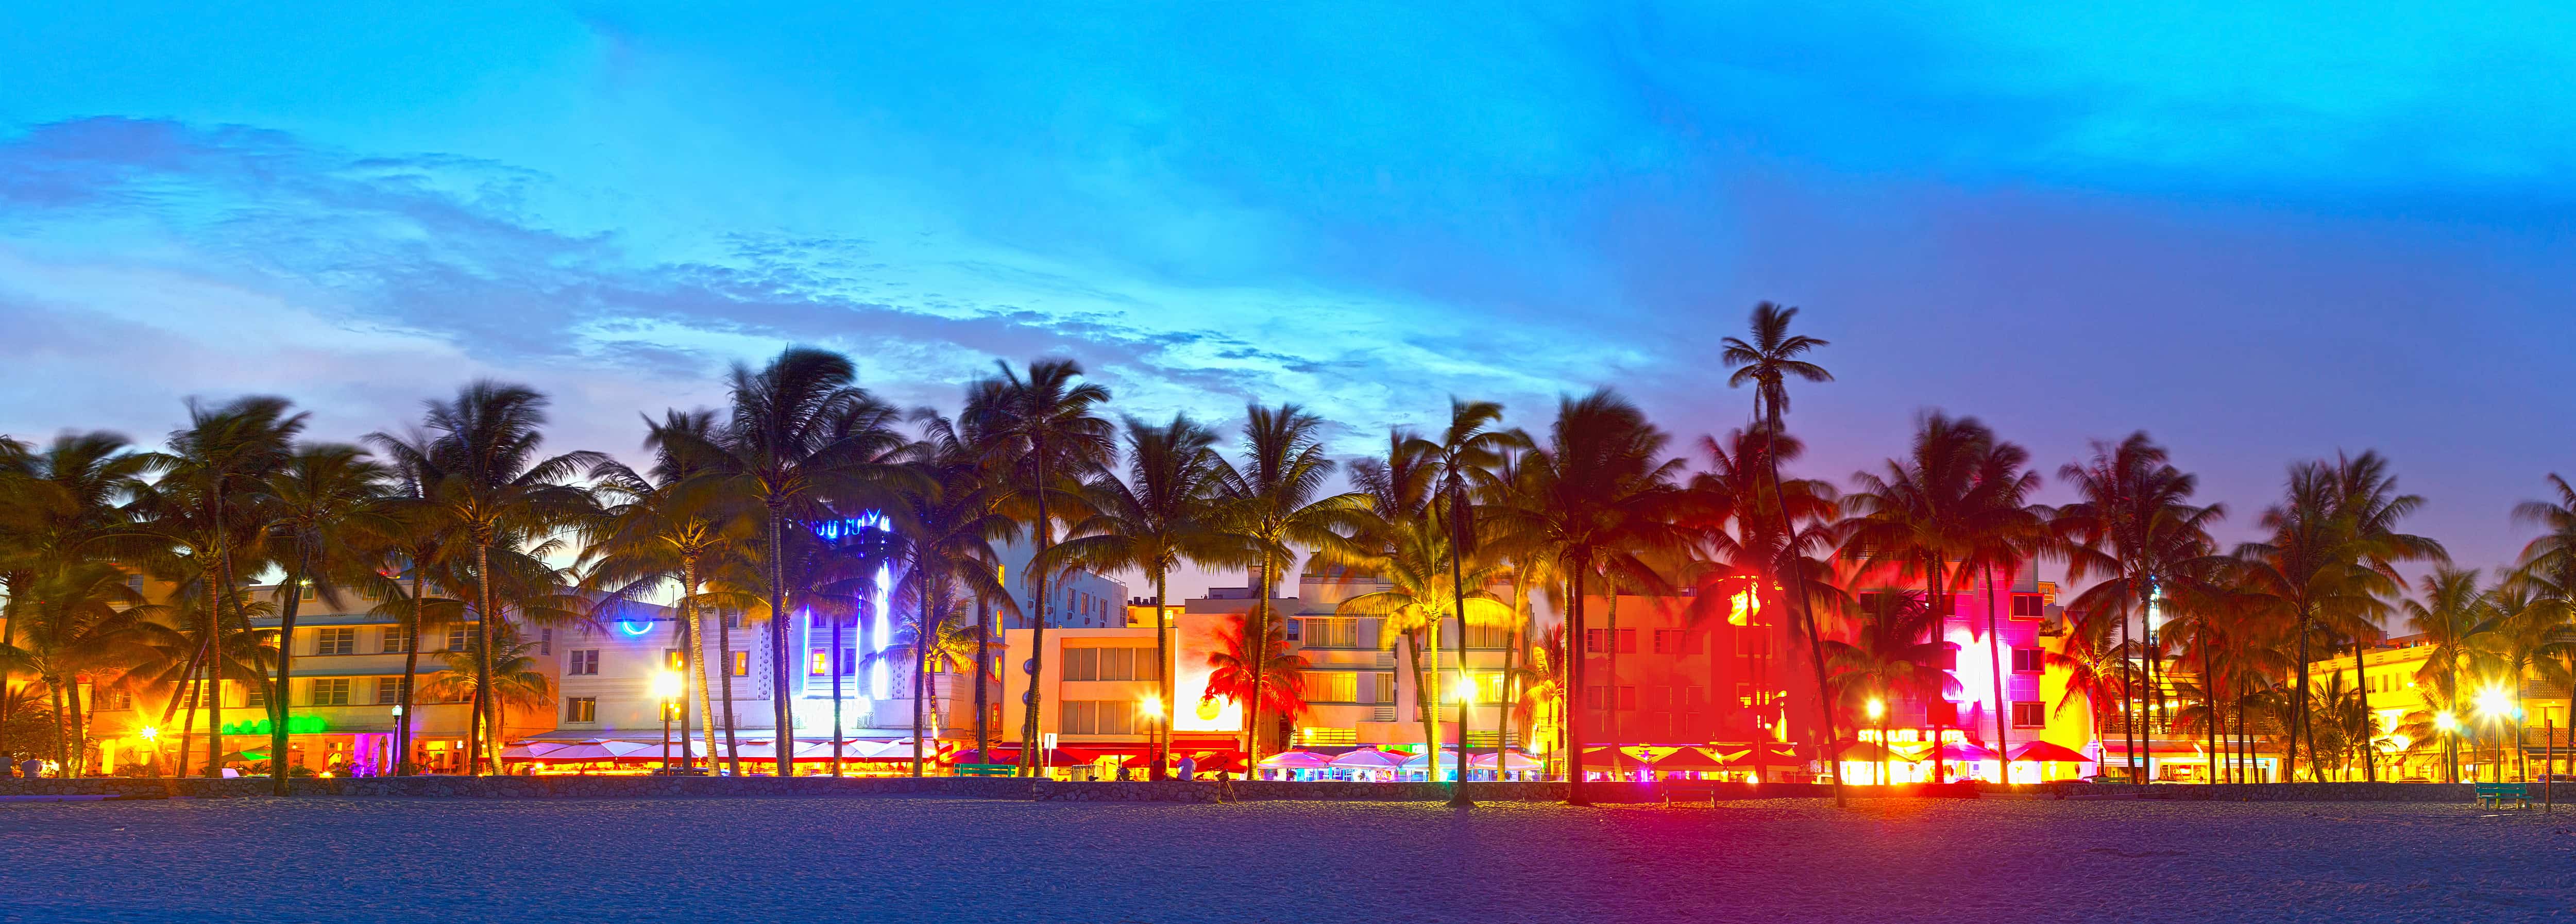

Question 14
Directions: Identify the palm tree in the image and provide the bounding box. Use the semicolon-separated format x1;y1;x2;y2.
422;625;554;726
0;432;149;740
668;348;909;774
137;396;305;777
2510;475;2576;776
369;382;601;774
963;360;1113;777
906;411;1024;768
366;433;464;776
2055;434;2222;783
2323;451;2445;781
885;416;1016;778
1213;405;1367;776
1331;511;1513;781
1678;427;1840;784
1417;399;1520;805
582;410;752;775
2401;567;2488;783
1954;433;2046;781
1821;591;1958;785
255;443;392;793
1202;615;1309;756
0;563;180;775
1720;301;1842;804
1048;414;1242;779
1481;390;1686;805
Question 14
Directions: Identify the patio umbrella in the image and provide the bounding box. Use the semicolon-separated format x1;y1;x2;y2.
1468;750;1543;771
536;741;623;762
1835;741;1902;762
1932;743;1992;763
1261;750;1334;769
1328;749;1409;769
2006;741;2090;763
499;742;570;761
1651;746;1728;771
1579;747;1652;771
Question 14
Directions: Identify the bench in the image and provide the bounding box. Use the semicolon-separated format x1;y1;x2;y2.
954;763;1019;778
2476;782;2530;809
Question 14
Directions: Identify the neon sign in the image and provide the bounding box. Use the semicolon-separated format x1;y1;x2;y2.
221;715;328;736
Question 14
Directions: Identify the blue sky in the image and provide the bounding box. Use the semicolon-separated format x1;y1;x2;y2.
4;2;2572;582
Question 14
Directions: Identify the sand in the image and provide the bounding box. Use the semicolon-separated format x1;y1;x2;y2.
1;797;2566;922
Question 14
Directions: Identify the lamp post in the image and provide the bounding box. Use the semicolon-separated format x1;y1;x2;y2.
1139;695;1164;780
1866;698;1888;786
653;669;683;771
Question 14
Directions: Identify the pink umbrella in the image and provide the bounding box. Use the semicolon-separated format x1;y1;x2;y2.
1328;749;1409;769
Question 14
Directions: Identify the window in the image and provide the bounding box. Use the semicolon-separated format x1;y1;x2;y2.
732;651;749;677
246;683;268;709
1303;618;1359;648
1367;673;1394;704
1653;629;1682;653
315;628;358;656
566;697;597;724
376;677;405;705
301;583;317;600
447;625;471;651
1303;672;1359;703
2012;647;2044;673
808;649;856;676
1684;685;1706;714
1619;685;1637;711
1585;629;1603;653
1060;700;1140;736
540;628;553;657
566;650;600;676
1062;646;1155;681
2011;701;2046;728
310;678;351;707
1617;629;1636;653
381;629;409;653
665;649;684;671
2011;594;2045;618
1463;624;1510;649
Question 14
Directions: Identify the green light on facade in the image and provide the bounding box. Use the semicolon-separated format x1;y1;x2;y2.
221;715;329;736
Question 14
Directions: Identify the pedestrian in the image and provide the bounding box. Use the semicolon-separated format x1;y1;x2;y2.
20;757;44;779
1176;754;1195;781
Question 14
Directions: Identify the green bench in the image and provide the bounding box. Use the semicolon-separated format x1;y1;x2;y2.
2476;782;2530;809
954;763;1019;778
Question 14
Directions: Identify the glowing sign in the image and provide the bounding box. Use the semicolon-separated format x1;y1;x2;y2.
617;618;656;637
1727;589;1758;626
221;715;328;736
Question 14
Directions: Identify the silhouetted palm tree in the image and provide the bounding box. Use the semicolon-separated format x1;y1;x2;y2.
1049;414;1242;779
2055;434;2222;783
255;443;392;793
1720;302;1842;804
1214;404;1365;775
964;360;1114;776
369;382;600;774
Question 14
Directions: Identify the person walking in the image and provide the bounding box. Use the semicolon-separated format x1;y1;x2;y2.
1176;754;1196;781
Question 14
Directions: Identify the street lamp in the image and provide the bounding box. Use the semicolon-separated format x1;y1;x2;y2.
653;669;684;771
2477;684;2524;783
1138;695;1165;781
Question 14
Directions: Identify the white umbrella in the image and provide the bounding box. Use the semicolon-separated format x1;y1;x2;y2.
1468;750;1542;771
1261;750;1334;769
500;741;571;761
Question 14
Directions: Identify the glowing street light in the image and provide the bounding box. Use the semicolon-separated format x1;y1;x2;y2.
1865;698;1889;785
654;669;684;771
138;725;159;743
1865;699;1886;720
1139;695;1166;781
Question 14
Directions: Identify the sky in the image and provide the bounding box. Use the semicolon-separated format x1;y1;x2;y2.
4;2;2572;596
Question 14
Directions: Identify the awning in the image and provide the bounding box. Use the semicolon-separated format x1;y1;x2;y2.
1651;747;1730;770
2006;741;2091;763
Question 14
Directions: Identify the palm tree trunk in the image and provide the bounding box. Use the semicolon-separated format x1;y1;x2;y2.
685;566;716;776
1759;427;1842;808
767;508;795;777
2204;642;2216;787
829;609;844;778
1565;564;1589;805
1447;534;1475;807
973;597;989;768
1244;557;1270;778
1926;562;1945;785
48;678;70;776
676;604;696;772
207;553;239;780
1153;572;1170;781
273;557;310;794
2121;581;2140;784
2351;635;2376;782
912;557;931;779
1018;448;1052;778
2291;612;2311;782
1982;565;2008;784
1602;590;1617;773
1430;604;1446;783
473;541;497;776
394;566;425;776
1410;629;1435;777
717;608;741;776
